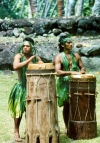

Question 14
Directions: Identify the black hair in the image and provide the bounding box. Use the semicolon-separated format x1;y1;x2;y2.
23;37;34;45
58;34;67;52
17;37;36;55
58;34;72;52
59;34;67;43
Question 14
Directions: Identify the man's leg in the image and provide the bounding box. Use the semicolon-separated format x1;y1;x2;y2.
63;101;69;135
14;116;22;141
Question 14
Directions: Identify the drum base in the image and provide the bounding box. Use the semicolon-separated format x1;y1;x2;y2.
68;121;97;140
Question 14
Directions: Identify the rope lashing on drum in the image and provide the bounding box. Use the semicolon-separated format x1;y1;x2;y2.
33;72;53;138
26;72;57;76
41;72;53;137
47;73;52;132
38;72;57;138
26;132;31;142
74;79;82;120
34;76;39;130
84;79;93;121
26;71;59;141
69;80;72;120
28;76;41;138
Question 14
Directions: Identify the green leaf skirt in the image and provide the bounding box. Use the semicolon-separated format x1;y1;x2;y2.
56;76;69;107
8;81;26;118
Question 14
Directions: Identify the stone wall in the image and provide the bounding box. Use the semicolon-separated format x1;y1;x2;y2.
0;16;100;71
0;16;100;37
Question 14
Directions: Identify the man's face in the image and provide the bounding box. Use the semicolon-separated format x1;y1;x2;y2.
64;41;72;50
23;41;31;54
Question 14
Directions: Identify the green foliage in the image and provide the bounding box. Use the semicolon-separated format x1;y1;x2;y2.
0;0;28;19
83;0;93;16
0;0;96;19
0;1;16;19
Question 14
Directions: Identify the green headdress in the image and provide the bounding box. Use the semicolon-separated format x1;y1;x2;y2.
17;37;38;55
59;34;72;52
60;37;72;45
59;34;72;45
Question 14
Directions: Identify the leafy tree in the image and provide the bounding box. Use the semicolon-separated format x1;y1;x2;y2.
0;0;28;19
57;0;64;17
35;0;57;18
76;0;84;16
0;0;96;19
0;0;17;19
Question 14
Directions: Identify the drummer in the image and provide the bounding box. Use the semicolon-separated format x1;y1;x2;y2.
54;34;86;135
8;37;44;142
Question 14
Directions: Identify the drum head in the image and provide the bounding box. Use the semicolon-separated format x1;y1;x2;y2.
70;74;96;82
71;74;95;79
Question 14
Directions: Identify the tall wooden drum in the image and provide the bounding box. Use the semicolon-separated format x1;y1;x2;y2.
68;74;97;140
25;63;59;143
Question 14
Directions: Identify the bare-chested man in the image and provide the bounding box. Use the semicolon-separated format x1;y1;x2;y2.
8;37;43;142
54;35;85;135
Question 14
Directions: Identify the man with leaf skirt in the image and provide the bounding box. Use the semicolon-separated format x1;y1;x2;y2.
54;35;85;135
8;37;44;142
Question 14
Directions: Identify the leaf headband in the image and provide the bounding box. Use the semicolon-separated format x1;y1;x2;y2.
60;38;72;44
17;40;38;55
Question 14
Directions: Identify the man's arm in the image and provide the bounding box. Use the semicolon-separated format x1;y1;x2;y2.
13;54;37;70
74;53;86;73
35;55;44;64
54;54;81;76
54;54;70;75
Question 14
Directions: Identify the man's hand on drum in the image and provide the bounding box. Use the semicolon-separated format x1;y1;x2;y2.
71;71;85;75
80;70;86;74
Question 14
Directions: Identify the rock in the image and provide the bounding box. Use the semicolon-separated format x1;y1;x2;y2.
0;17;100;71
13;28;20;38
0;31;6;36
53;28;62;36
6;30;13;37
23;27;33;35
76;44;83;48
80;45;100;56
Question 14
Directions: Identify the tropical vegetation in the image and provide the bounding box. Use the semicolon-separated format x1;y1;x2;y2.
0;0;100;19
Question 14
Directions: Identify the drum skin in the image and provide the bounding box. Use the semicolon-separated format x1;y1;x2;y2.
68;74;97;139
25;63;59;143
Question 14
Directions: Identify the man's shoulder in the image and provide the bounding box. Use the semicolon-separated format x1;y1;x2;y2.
73;52;81;60
55;53;62;58
74;52;80;56
14;53;22;58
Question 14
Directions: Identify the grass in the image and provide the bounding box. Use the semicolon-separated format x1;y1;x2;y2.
0;71;100;143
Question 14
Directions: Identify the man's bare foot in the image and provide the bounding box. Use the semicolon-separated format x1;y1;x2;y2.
14;132;22;142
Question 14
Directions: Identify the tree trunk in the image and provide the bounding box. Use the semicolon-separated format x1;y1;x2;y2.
65;0;69;17
57;0;64;17
92;0;100;15
68;0;76;16
20;0;26;17
76;0;84;16
28;0;32;18
29;0;37;17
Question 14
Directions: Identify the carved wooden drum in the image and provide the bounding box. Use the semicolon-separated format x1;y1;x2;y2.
68;74;97;139
25;63;59;143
